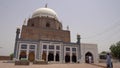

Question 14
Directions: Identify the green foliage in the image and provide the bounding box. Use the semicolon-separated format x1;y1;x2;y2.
100;51;107;54
10;53;14;60
110;41;120;59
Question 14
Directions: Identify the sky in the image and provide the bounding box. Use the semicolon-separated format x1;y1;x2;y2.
0;0;120;56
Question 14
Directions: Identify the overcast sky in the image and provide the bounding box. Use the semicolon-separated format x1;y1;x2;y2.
0;0;120;56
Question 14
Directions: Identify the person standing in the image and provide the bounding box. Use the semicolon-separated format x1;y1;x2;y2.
106;53;113;68
89;56;92;63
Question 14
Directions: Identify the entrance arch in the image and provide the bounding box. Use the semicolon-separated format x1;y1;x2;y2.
19;51;27;60
48;52;54;61
72;54;77;63
28;51;35;62
85;52;94;63
42;51;46;61
65;53;70;63
55;53;59;61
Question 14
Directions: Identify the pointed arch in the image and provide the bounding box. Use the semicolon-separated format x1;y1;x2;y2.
28;51;35;62
85;52;94;63
48;51;54;61
72;53;77;63
65;53;70;63
19;51;27;60
42;51;46;61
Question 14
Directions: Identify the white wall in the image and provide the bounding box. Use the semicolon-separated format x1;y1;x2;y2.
81;43;99;63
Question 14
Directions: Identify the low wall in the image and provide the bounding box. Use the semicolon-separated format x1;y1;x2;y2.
0;56;11;60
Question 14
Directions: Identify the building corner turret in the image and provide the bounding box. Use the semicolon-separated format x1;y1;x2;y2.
13;28;20;60
76;34;81;63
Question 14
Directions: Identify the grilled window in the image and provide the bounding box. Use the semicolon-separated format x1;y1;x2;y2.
72;48;76;51
43;45;47;49
29;45;35;49
49;45;54;49
56;46;60;50
66;47;70;51
21;44;27;49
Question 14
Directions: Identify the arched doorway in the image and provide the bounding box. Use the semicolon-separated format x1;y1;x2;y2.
28;51;35;62
65;53;70;63
42;51;46;61
85;52;94;63
19;51;27;60
48;52;54;61
55;53;59;61
72;53;77;63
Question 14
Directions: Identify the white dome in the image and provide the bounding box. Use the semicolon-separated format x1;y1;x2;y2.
32;8;58;19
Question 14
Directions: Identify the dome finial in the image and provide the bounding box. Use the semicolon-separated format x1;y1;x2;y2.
45;3;48;8
23;18;27;25
67;25;69;30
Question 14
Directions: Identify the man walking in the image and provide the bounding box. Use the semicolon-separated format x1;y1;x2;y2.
106;53;113;68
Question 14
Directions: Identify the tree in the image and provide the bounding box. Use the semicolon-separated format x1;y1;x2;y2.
110;41;120;61
99;51;107;59
100;51;107;54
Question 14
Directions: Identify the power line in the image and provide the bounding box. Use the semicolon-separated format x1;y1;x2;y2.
82;18;120;39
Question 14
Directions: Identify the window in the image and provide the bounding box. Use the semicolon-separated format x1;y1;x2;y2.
72;48;76;51
43;45;47;49
46;22;50;27
66;47;70;51
21;44;27;49
49;45;54;49
29;45;35;49
31;23;34;27
56;46;60;50
58;27;61;30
